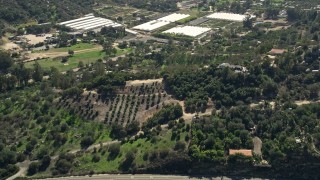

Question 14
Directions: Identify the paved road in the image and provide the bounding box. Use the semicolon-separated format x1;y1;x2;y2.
39;174;269;180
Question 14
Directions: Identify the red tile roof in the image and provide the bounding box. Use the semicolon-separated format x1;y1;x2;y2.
229;149;253;157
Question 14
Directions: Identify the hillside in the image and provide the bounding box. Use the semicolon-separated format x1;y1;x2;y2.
58;79;174;124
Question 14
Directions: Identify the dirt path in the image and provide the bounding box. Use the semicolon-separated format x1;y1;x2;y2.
253;137;262;156
176;100;212;122
7;140;118;180
310;136;320;155
111;54;126;61
250;100;320;109
7;160;34;180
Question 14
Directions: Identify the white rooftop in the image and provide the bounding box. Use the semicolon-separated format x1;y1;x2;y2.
163;26;211;37
207;12;247;22
158;13;190;22
133;20;170;32
59;16;121;31
133;13;190;32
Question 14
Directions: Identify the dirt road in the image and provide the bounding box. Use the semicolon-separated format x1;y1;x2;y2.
7;140;119;180
7;160;34;180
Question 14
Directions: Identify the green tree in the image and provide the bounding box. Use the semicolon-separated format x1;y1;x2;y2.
0;50;13;73
68;50;74;56
32;62;43;82
287;8;300;22
243;17;253;29
27;162;39;175
39;155;51;171
80;136;94;148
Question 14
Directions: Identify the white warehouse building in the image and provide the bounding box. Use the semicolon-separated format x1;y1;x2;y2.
163;26;211;37
59;15;122;32
207;12;248;22
132;13;190;32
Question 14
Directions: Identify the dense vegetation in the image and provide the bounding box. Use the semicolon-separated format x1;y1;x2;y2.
111;0;178;12
1;0;320;179
188;103;320;178
0;0;94;23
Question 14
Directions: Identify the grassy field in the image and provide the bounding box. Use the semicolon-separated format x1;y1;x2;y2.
26;47;132;72
116;47;133;56
25;50;105;71
34;43;99;53
177;15;197;24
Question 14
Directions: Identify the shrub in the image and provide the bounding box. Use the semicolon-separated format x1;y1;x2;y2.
92;154;101;162
80;136;94;149
28;162;39;175
174;141;186;151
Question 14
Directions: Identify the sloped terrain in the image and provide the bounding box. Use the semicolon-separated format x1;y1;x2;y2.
56;79;174;126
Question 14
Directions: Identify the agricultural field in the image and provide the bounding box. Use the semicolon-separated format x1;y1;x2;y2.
57;79;174;126
0;87;112;159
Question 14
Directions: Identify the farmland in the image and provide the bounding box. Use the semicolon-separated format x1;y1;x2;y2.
58;79;173;126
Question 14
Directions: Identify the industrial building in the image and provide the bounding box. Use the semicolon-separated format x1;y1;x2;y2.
132;20;171;32
157;13;190;22
207;12;247;22
163;26;211;37
59;15;122;32
132;13;190;32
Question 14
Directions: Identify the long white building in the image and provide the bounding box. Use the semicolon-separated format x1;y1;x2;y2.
163;26;211;37
59;16;122;32
207;12;247;22
133;13;190;32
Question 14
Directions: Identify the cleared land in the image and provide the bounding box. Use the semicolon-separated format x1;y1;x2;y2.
23;34;52;45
